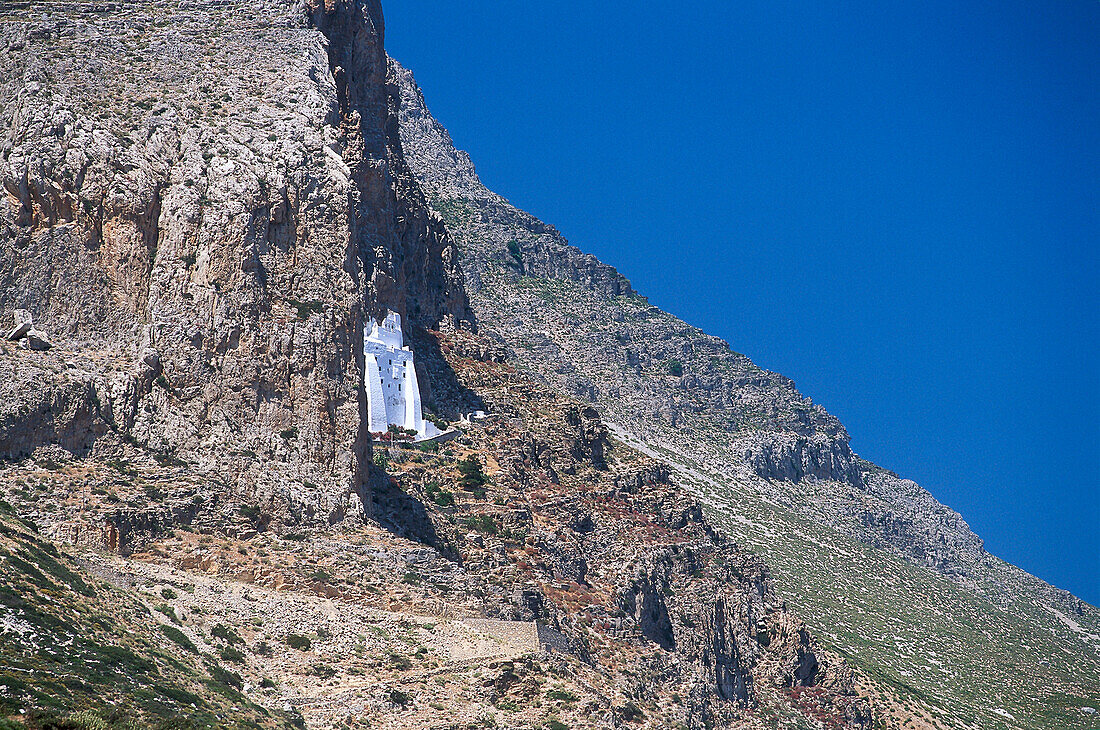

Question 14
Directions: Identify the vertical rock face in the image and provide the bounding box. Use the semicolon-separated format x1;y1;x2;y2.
0;0;469;520
307;0;471;331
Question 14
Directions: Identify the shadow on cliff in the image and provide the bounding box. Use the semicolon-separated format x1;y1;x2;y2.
368;463;458;561
407;325;485;420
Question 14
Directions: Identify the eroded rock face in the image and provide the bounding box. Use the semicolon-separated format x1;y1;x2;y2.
439;358;873;728
389;59;999;588
0;1;470;520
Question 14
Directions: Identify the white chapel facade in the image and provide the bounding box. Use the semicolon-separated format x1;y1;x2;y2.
363;310;440;440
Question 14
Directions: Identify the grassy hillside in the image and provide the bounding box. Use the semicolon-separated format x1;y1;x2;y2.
0;504;297;729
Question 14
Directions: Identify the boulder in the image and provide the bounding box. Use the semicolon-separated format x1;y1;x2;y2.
7;321;31;341
24;329;53;351
6;309;32;341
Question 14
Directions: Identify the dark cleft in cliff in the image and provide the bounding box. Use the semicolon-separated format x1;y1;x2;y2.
0;0;471;522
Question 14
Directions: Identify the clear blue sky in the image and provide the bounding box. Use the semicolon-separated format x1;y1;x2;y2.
385;0;1100;604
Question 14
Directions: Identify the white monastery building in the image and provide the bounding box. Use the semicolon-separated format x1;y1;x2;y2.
363;310;441;440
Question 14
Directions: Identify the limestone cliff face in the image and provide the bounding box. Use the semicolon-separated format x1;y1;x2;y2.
0;0;469;520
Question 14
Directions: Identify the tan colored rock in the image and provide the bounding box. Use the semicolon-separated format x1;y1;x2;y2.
6;308;31;340
0;1;471;521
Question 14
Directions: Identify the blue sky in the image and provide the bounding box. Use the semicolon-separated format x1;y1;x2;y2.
385;0;1100;604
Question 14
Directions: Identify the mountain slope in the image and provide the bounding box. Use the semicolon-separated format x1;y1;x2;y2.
392;60;1100;730
1;3;883;729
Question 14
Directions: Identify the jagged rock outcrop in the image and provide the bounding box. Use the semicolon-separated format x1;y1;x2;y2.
432;357;874;728
391;60;993;584
392;59;1100;730
0;0;469;520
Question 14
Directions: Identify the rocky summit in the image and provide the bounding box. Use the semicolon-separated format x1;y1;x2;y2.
0;2;1096;730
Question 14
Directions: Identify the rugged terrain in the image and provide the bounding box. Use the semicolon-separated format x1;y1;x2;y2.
1;1;879;729
393;60;1100;730
0;0;470;525
2;329;882;729
0;1;1096;730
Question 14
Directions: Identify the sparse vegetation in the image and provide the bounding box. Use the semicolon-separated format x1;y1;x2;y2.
288;299;325;321
286;633;312;651
507;239;524;267
159;625;197;653
462;514;499;535
219;645;245;663
424;480;455;507
211;624;243;645
457;455;488;497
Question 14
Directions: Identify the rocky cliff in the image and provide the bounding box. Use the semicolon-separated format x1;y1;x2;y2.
0;2;885;729
0;0;469;523
1;2;1097;729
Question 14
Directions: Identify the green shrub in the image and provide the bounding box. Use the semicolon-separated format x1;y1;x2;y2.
211;623;243;645
286;633;312;651
160;625;197;653
507;239;524;266
288;299;324;321
665;359;683;377
155;603;180;624
425;481;455;507
311;663;336;679
153;450;188;467
220;645;245;663
457;455;488;496
618;702;644;722
63;710;108;730
462;514;499;535
209;663;242;689
546;689;578;702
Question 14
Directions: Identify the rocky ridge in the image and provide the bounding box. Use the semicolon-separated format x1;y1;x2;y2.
0;2;885;729
392;62;1100;730
0;327;878;730
0;1;1096;729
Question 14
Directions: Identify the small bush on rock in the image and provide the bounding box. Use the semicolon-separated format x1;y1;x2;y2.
286;633;312;651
